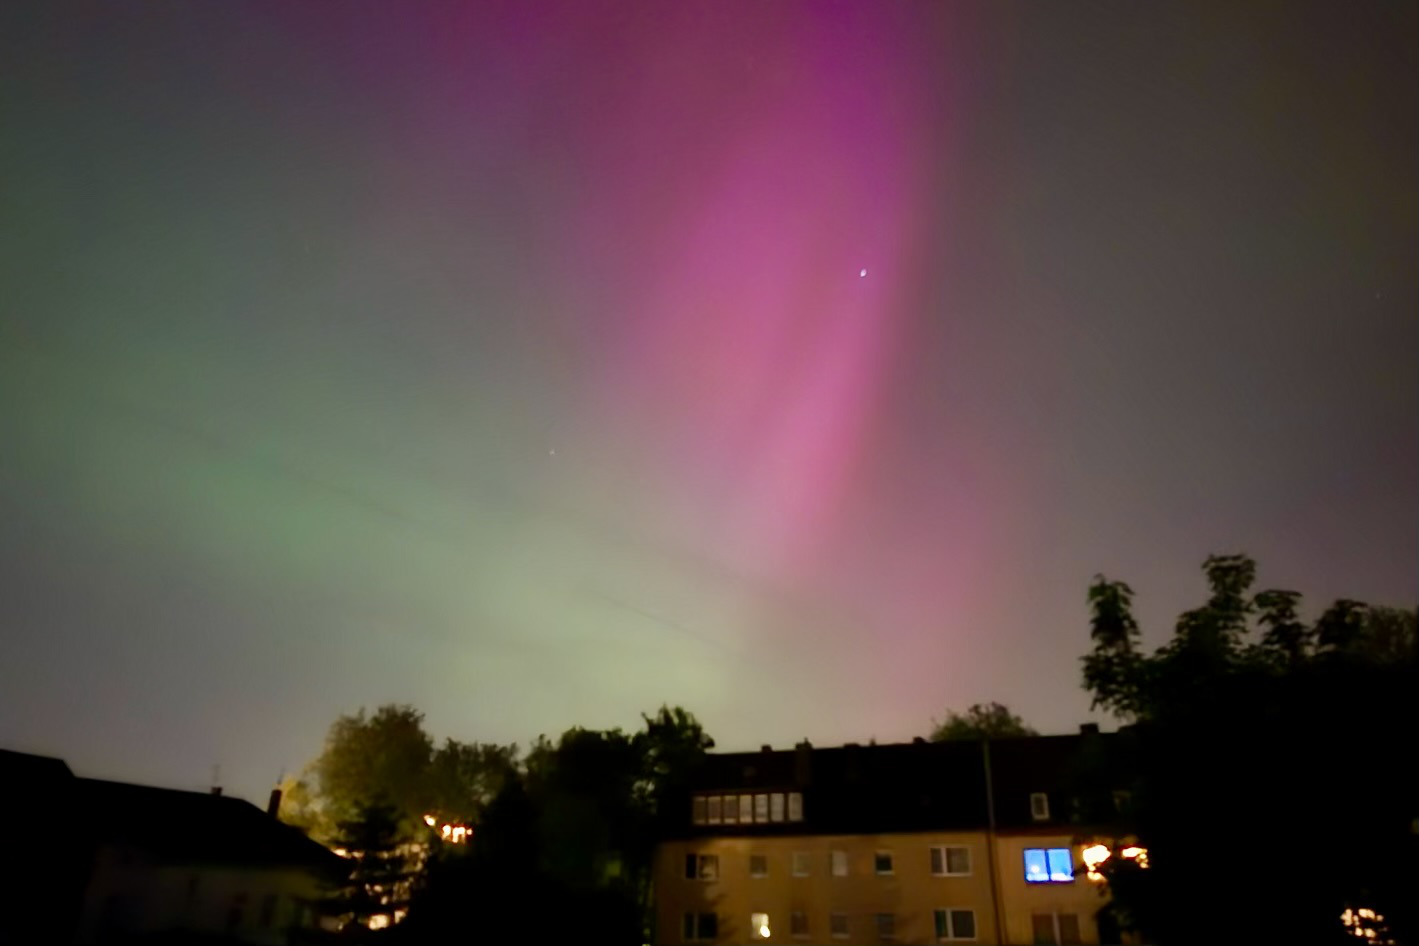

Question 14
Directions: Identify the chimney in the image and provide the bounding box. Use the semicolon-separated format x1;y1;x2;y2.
794;740;813;787
210;786;222;796
1080;723;1100;735
912;736;927;745
760;744;772;753
267;787;283;818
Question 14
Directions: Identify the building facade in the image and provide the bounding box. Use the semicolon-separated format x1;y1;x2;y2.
654;730;1136;946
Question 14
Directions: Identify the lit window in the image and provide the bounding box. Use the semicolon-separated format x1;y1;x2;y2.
771;793;785;822
831;849;849;876
876;912;896;939
739;794;753;823
792;851;811;876
1023;848;1074;883
750;854;768;878
723;796;738;825
1030;793;1050;821
788;791;804;821
755;794;769;823
684;912;718;941
830;912;849;938
707;796;722;824
692;797;707;825
935;908;977;940
931;845;971;876
791;910;809;936
874;851;894;875
686;853;719;882
751;912;771;939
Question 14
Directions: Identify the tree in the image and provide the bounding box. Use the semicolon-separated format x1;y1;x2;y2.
318;801;421;941
929;702;1036;741
1079;555;1418;945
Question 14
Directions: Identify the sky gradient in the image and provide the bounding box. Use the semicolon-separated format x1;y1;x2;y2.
3;1;1416;806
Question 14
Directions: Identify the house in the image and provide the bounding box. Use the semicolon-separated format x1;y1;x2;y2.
0;749;343;945
654;728;1139;945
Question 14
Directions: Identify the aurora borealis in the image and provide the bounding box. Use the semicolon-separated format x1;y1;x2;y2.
2;2;1416;806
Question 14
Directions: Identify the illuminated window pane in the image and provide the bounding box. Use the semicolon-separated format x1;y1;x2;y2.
1024;848;1050;883
692;796;707;825
788;791;804;821
723;796;737;824
831;849;849;876
754;794;769;822
792;851;811;876
1046;848;1074;882
707;796;722;824
695;854;719;881
751;912;770;939
770;793;785;822
739;794;753;823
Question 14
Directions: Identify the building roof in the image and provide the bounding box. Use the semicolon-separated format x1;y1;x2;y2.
75;777;344;870
0;748;340;871
674;730;1125;838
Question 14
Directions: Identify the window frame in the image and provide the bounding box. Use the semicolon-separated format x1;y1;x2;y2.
749;853;768;878
831;849;849;877
935;907;978;941
750;911;771;940
930;844;972;877
706;795;722;824
1029;792;1050;821
1023;847;1074;885
790;909;809;938
829;912;850;939
754;793;770;823
687;853;720;882
792;851;811;877
875;911;897;940
770;792;786;822
788;791;804;821
874;850;895;875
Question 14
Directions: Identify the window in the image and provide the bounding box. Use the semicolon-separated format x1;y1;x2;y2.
874;851;894;875
930;845;971;876
1030;792;1050;821
935;908;977;940
723;795;738;824
830;912;849;938
770;792;785;822
1030;913;1080;945
684;912;719;941
831;849;849;876
788;791;804;821
876;912;896;939
707;795;722;824
792;851;811;876
754;794;769;822
693;796;707;825
791;910;809;937
750;854;768;878
1023;847;1074;883
739;794;754;823
751;912;771;939
686;853;720;882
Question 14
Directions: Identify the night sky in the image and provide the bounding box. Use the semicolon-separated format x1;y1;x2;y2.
3;2;1415;806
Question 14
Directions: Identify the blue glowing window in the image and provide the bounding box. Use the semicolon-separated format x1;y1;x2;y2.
1024;847;1074;883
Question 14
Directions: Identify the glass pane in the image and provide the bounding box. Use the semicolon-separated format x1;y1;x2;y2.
1046;848;1074;882
876;913;895;936
930;847;944;874
830;913;848;935
700;913;718;938
875;851;893;874
692;796;707;824
952;910;976;940
723;796;737;824
750;913;769;939
788;791;803;821
754;794;769;822
1058;914;1081;945
832;850;848;876
770;792;785;822
1023;848;1050;883
750;854;767;877
793;852;810;876
739;795;753;822
1031;914;1058;945
934;909;948;938
948;846;971;874
707;796;722;824
699;855;719;881
791;911;808;935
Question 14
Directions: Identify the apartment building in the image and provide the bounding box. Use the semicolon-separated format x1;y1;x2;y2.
654;729;1135;945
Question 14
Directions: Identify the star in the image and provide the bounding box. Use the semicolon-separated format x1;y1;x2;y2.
859;268;868;278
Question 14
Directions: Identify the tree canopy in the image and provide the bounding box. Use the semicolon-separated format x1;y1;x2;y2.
930;701;1037;740
1079;554;1417;945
